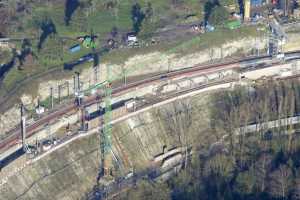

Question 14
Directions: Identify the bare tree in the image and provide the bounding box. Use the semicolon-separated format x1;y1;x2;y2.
254;153;272;192
203;154;235;181
126;180;171;200
292;176;300;200
288;88;295;152
268;164;292;199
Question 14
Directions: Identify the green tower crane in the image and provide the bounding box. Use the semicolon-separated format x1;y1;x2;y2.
100;65;113;180
75;66;113;181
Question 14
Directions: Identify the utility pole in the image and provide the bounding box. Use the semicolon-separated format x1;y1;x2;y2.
81;106;87;131
94;65;99;84
58;85;61;104
73;72;80;95
46;123;51;142
37;98;41;118
67;81;70;97
50;87;54;109
74;71;82;106
35;137;40;154
220;46;223;59
75;71;80;92
122;65;127;86
73;75;76;95
20;104;27;152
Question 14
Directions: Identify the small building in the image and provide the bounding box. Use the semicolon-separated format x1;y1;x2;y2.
127;33;137;44
36;105;45;115
125;100;137;111
191;24;205;33
0;41;10;49
251;0;263;7
42;140;57;151
205;23;215;32
191;24;200;31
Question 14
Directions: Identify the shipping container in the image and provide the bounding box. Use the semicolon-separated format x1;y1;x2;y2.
251;0;263;6
69;44;81;53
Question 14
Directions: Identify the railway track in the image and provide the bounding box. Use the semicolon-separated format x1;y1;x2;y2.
0;53;299;154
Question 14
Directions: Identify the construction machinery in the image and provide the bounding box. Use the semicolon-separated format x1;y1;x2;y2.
74;66;113;182
99;65;114;181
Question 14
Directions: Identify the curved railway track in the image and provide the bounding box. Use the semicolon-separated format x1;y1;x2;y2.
1;52;299;154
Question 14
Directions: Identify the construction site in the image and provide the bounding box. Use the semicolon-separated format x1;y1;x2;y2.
2;0;300;199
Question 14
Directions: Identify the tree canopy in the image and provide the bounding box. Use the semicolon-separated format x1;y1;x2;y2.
208;5;230;25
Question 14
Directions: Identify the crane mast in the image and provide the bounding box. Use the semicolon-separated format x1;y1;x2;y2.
100;65;113;180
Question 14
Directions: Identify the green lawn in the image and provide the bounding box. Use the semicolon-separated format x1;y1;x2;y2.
102;25;266;65
167;25;264;56
2;1;202;87
0;50;13;65
0;0;261;107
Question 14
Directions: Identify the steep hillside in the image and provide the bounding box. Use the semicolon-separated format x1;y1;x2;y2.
3;79;300;200
0;88;212;200
0;34;267;138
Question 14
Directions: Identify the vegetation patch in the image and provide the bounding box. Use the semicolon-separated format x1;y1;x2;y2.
135;79;300;200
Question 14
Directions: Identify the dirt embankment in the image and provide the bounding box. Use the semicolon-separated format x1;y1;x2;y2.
0;36;267;138
37;37;267;101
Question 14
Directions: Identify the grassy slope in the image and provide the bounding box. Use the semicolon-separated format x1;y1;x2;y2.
1;0;204;91
1;0;251;103
102;25;263;65
2;24;263;102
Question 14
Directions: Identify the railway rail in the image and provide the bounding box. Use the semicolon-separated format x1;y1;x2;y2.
1;52;300;154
